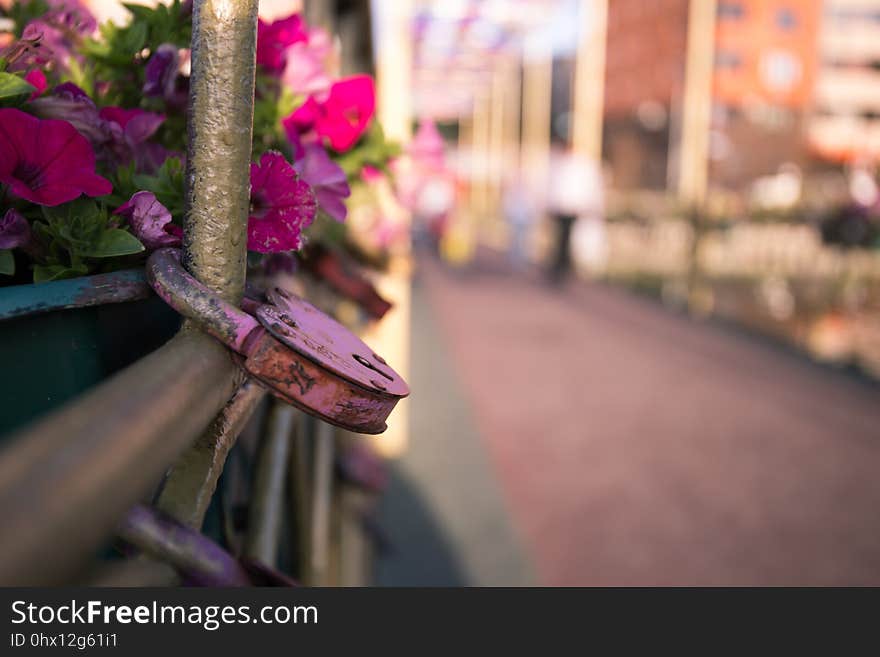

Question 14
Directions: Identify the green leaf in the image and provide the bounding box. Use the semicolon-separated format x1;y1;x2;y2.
66;58;93;98
33;263;89;283
0;72;36;107
122;3;154;21
81;229;144;258
41;198;102;225
121;21;148;55
0;249;14;276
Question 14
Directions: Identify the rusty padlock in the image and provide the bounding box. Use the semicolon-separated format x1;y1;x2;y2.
146;248;408;434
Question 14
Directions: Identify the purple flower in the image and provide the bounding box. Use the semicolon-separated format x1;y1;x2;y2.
43;0;97;35
136;143;178;175
293;143;350;222
248;151;316;253
0;209;33;251
18;21;70;70
1;36;50;72
143;44;179;99
114;191;182;250
18;1;95;72
99;106;166;170
28;82;114;146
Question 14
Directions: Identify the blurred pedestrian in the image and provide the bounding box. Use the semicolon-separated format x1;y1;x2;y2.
546;140;604;285
503;174;535;271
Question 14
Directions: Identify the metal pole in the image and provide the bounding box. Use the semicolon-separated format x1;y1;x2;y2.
308;421;335;585
155;0;262;528
118;505;252;586
572;0;608;163
244;402;297;566
521;34;553;208
184;0;259;303
678;0;717;207
157;381;266;529
289;415;313;578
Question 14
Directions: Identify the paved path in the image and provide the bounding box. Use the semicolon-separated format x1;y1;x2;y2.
375;265;533;586
381;253;880;585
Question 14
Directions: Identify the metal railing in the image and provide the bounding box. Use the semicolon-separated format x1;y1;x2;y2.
0;0;354;586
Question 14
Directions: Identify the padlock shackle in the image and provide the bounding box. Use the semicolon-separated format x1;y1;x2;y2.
147;248;261;354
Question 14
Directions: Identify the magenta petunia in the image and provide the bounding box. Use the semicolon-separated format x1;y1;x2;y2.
293;143;350;222
114;191;182;250
24;69;47;100
283;75;375;152
0;108;111;206
248;151;316;253
256;14;307;74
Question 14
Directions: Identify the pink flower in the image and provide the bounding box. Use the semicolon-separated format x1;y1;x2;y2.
248;151;316;253
256;14;307;74
283;75;375;152
409;118;446;169
360;165;383;183
24;69;47;100
0;108;111;206
281;28;332;98
114;191;182;250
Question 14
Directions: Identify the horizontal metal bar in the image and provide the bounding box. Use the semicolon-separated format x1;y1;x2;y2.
0;329;244;585
84;558;179;587
117;505;252;587
0;269;151;322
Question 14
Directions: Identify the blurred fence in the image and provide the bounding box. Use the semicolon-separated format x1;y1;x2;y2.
599;215;880;378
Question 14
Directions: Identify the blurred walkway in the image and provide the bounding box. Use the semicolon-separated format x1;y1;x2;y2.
374;263;534;586
384;250;880;586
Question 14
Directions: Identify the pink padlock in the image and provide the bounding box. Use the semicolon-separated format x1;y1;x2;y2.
146;248;408;434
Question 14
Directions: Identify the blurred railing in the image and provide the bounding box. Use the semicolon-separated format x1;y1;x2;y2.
595;208;880;379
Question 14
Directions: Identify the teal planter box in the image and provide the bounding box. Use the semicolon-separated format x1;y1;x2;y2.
0;270;180;436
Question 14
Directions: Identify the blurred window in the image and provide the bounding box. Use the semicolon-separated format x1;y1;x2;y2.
828;8;880;23
715;49;742;70
717;2;745;20
775;8;797;30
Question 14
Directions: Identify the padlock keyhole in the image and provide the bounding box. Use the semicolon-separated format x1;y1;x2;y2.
352;353;394;381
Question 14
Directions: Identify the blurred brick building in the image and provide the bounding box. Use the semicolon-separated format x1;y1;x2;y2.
809;0;880;162
602;0;824;192
603;0;689;190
